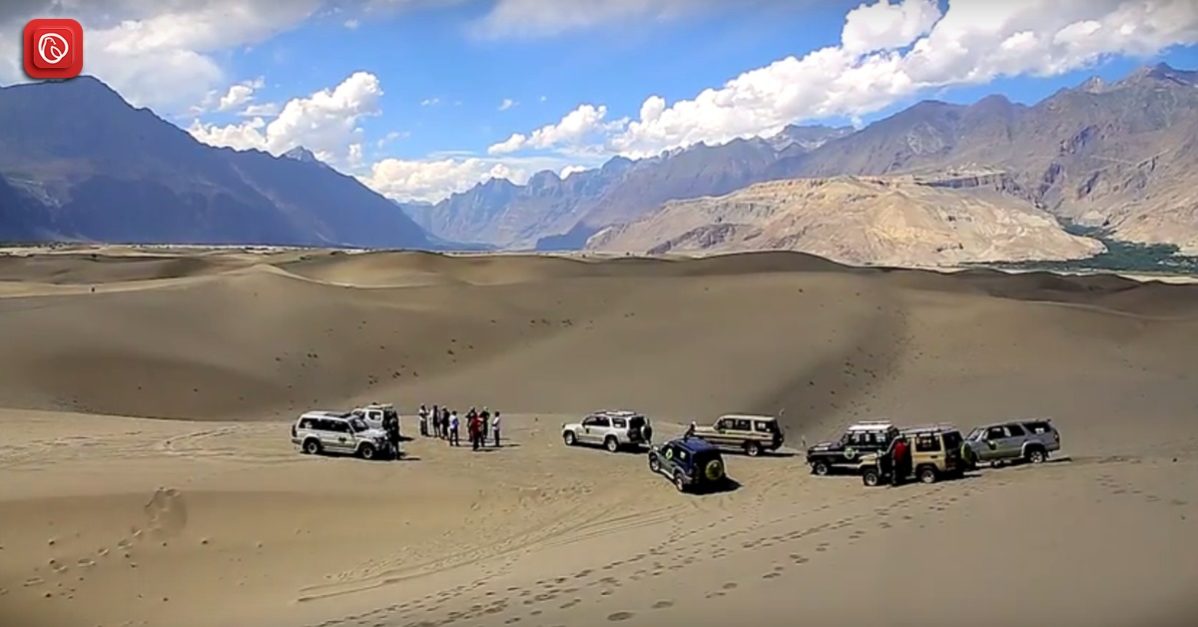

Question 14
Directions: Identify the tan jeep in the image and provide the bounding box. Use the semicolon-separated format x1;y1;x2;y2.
690;414;784;457
858;424;966;486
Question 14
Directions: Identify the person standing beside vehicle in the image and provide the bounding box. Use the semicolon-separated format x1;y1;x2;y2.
891;437;909;487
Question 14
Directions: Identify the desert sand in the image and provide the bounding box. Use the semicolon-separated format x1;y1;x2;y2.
1;248;1196;627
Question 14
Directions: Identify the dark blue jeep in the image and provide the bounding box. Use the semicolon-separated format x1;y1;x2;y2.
647;436;729;493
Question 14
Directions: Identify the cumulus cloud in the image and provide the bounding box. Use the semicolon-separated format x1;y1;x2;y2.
521;0;1198;159
188;71;384;167
488;104;613;154
359;152;606;203
0;1;321;114
841;0;942;54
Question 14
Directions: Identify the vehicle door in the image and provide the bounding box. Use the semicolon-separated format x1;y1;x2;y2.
325;419;354;453
1001;423;1028;458
581;416;609;445
611;417;628;443
912;433;944;472
658;443;677;475
977;425;1011;461
712;417;737;448
1024;420;1059;451
732;418;753;444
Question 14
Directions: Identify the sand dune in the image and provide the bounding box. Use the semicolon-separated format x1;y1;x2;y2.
1;248;1196;627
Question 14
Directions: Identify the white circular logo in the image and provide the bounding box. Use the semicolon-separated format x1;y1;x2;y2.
37;32;69;65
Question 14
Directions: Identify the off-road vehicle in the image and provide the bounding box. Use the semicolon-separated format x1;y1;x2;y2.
291;411;394;460
859;424;965;486
647;437;729;493
352;402;400;433
689;414;784;457
562;410;653;452
806;420;899;476
965;419;1060;466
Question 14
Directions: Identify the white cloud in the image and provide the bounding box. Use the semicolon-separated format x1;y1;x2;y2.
499;98;518;111
344;18;361;29
540;95;548;102
421;97;442;107
0;1;322;114
841;0;942;54
359;152;606;203
488;103;612;154
560;165;587;179
189;71;384;167
518;0;1198;159
217;76;266;111
241;102;281;117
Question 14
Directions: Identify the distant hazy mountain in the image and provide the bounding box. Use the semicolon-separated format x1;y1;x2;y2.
415;126;851;250
0;77;431;248
419;63;1198;255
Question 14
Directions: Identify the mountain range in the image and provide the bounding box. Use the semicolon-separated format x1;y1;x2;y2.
414;63;1198;258
0;77;430;248
1;64;1195;265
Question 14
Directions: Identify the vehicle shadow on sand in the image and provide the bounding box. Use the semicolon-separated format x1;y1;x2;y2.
693;478;743;495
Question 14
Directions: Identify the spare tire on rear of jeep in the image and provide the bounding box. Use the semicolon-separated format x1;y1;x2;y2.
703;459;725;482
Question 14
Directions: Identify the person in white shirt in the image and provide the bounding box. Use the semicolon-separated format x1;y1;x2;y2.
449;411;460;447
491;412;502;447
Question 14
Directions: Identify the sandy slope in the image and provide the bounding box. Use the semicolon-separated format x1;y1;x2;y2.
1;248;1196;627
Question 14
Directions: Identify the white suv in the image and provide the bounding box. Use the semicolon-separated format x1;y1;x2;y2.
290;411;393;460
562;410;653;453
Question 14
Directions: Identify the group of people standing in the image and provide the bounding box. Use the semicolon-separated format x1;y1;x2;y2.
417;404;501;450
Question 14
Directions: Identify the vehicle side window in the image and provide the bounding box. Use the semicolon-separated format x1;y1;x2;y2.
299;418;315;429
593;417;611;428
753;421;771;432
986;426;1006;440
1005;424;1026;437
914;435;941;452
330;420;350;433
733;419;751;431
718;419;734;430
582;416;598;426
612;418;627;428
1024;422;1051;434
676;449;689;463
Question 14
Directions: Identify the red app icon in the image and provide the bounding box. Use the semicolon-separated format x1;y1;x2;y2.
23;18;84;80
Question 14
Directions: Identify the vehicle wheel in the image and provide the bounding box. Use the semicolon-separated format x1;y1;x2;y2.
918;466;938;484
649;455;661;473
605;436;620;453
812;460;831;476
744;441;761;457
674;472;687;493
302;439;322;455
358;443;377;460
1026;447;1047;464
563;431;577;446
862;469;880;487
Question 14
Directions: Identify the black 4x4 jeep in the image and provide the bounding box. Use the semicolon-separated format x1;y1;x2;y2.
648;437;730;493
806;421;899;476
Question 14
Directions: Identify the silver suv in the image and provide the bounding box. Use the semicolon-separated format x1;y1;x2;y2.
964;419;1060;466
562;410;653;453
291;411;394;460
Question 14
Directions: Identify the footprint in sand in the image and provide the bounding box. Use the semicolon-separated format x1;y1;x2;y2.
607;612;634;622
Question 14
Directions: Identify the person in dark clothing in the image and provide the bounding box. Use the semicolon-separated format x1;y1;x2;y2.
479;409;491;445
891;437;909;487
382;413;401;459
431;406;440;438
684;421;696;438
442;411;451;441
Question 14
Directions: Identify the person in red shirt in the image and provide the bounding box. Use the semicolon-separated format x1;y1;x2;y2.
891;437;909;487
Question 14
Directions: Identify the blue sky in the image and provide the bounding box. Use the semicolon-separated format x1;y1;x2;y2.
2;0;1197;202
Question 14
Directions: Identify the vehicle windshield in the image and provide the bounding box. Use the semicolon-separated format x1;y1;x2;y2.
349;417;369;432
966;428;983;441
